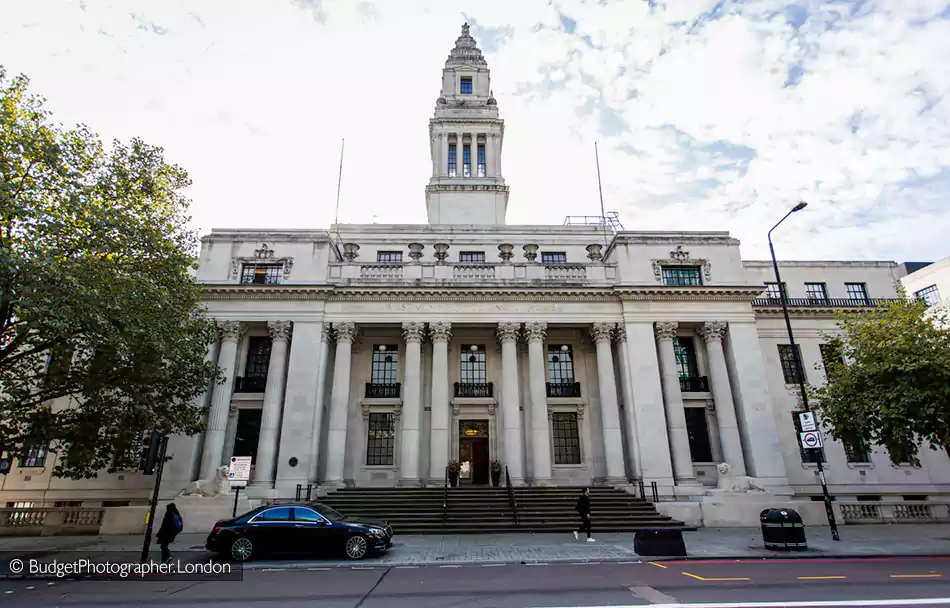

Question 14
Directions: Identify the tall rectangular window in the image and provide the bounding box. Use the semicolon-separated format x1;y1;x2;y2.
551;412;581;464
541;252;567;265
846;282;869;302
662;266;702;286
245;337;272;380
685;407;713;462
477;143;486;177
458;251;485;264
673;337;699;378
547;346;575;383
778;344;804;384
377;251;403;263
463;144;471;177
844;439;871;463
764;282;785;299
371;345;399;384
448;144;457;176
459;76;473;94
792;412;825;464
916;284;940;306
241;264;282;285
19;443;48;468
805;283;828;301
460;345;486;383
365;413;395;466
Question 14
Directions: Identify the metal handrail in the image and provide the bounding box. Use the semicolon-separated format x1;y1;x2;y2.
442;465;449;528
505;466;519;525
753;297;900;307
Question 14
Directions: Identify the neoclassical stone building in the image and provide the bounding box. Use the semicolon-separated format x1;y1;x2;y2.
2;25;948;523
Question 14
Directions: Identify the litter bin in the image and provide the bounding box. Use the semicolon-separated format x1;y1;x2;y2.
760;508;806;550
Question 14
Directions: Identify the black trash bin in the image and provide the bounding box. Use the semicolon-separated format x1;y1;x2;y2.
760;508;806;550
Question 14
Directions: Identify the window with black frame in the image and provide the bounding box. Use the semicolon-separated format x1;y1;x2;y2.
371;345;399;384
844;439;871;463
845;282;869;302
673;338;698;378
541;252;567;265
458;345;488;396
240;263;283;285
459;251;485;264
19;443;48;468
551;412;581;464
805;282;828;301
244;337;272;381
685;407;713;462
916;284;940;307
764;282;785;299
546;345;576;397
377;251;403;263
366;413;395;465
661;266;702;286
778;344;804;384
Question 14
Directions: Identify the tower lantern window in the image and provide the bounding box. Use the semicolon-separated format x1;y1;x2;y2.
460;77;473;94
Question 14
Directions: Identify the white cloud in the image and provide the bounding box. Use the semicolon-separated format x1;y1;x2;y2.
1;0;948;261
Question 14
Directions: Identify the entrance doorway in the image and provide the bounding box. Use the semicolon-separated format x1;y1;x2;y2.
458;420;490;485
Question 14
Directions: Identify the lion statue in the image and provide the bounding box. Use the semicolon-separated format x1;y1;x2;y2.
179;465;230;497
715;462;766;492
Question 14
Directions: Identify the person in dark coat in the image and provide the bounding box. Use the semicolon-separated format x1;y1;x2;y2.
156;503;183;563
573;487;594;542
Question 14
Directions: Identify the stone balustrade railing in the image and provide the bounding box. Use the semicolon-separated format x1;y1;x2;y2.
0;508;105;536
334;262;617;284
359;264;405;280
836;501;950;524
453;264;496;280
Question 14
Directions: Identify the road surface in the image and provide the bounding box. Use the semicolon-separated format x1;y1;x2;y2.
3;556;950;607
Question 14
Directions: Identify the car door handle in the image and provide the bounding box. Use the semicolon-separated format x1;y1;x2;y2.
294;524;304;528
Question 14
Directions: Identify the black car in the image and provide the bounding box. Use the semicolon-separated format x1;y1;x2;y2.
205;502;393;562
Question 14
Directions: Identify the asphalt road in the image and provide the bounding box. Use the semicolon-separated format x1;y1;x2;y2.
4;557;950;607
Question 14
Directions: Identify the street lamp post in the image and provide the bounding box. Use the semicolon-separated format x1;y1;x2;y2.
768;201;840;542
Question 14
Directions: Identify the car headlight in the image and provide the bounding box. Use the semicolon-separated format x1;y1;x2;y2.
368;528;385;537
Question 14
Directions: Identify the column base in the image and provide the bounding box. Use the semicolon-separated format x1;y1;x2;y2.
673;481;706;500
508;477;526;487
398;478;423;488
604;476;628;487
426;478;447;487
529;478;555;487
322;478;346;490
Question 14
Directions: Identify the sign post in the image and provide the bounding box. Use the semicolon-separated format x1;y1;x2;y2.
798;412;817;432
800;430;823;449
139;433;168;564
228;456;252;518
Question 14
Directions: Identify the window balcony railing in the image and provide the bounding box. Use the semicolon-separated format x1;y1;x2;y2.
365;382;401;399
546;382;581;398
753;297;901;307
454;382;493;398
234;376;267;393
453;265;495;280
360;264;404;280
544;264;586;281
679;376;709;393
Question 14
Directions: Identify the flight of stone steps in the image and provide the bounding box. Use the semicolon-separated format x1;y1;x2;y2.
317;486;689;534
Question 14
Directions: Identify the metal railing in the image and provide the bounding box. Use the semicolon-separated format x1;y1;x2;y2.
637;480;659;503
505;466;519;525
454;382;493;398
546;382;582;398
753;297;901;308
679;376;709;392
442;466;449;529
234;376;267;393
365;383;401;399
295;484;314;501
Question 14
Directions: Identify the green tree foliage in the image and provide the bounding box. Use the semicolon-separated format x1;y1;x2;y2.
0;68;219;478
809;296;950;465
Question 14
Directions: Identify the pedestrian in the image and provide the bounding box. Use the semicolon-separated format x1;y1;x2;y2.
156;503;183;563
573;487;594;542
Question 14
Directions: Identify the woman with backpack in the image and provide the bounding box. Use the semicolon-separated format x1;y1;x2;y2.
156;503;183;563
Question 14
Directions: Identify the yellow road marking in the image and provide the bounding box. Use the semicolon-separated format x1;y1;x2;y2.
889;574;942;579
799;576;847;580
648;562;669;569
682;571;751;582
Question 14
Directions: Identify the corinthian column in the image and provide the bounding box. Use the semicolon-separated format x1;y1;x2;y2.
524;322;552;485
399;322;425;486
428;322;452;484
497;322;524;484
591;322;625;483
700;321;746;475
654;322;695;482
201;321;244;480
308;325;332;483
615;327;641;479
324;322;356;487
253;321;293;486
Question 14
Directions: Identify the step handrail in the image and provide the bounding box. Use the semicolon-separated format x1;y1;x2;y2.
442;465;448;528
505;466;519;525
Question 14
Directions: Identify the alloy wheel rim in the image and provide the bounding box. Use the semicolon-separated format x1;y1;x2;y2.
346;536;367;559
232;537;253;561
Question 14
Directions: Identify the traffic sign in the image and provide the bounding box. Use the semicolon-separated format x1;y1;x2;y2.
800;431;823;449
798;412;817;432
228;456;252;488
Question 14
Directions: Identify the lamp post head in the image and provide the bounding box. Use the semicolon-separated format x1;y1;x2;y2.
792;201;807;212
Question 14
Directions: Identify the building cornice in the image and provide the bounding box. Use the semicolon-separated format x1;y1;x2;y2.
202;285;334;301
614;285;765;301
329;287;616;301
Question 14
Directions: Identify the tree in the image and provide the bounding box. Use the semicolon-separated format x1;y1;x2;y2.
808;296;950;465
0;67;219;478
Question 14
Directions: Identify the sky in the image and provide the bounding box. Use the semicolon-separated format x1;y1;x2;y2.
1;0;949;262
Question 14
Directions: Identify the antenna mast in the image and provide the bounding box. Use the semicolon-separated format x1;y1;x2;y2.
334;138;345;227
594;142;609;248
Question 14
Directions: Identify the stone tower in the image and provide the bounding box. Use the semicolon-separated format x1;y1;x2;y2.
425;24;509;225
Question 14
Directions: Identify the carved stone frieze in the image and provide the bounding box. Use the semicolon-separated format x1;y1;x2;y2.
402;322;426;344
589;322;616;344
428;322;452;343
333;322;357;344
268;320;293;342
523;322;547;343
654;321;679;342
699;321;728;343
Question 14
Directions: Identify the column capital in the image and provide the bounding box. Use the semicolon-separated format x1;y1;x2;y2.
590;322;616;344
654;321;679;342
524;321;547;343
614;326;627;344
428;321;452;343
332;322;357;344
267;320;293;343
402;322;426;344
497;322;521;343
699;321;728;343
218;320;245;343
321;323;332;343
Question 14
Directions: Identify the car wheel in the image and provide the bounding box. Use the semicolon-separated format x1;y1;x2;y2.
230;537;254;562
344;534;369;560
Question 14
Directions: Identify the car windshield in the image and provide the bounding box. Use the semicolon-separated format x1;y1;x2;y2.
312;503;346;521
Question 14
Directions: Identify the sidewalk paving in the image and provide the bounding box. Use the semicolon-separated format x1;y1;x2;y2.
1;524;948;568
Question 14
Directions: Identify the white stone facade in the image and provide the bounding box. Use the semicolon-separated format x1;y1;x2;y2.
2;25;948;515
